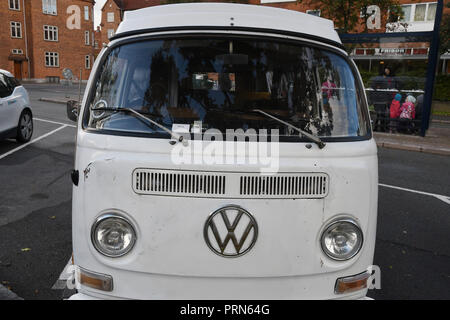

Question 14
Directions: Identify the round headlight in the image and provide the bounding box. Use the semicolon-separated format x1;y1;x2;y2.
320;219;363;261
91;214;136;257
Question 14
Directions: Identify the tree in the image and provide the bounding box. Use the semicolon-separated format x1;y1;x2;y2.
297;0;402;33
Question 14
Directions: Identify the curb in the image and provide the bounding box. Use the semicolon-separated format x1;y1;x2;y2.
376;141;450;156
39;97;72;105
0;284;23;300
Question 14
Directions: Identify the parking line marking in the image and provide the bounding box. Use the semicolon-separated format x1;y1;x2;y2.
52;258;74;290
379;183;450;205
34;117;76;128
0;125;68;160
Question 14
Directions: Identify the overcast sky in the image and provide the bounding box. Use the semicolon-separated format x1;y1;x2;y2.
94;0;107;28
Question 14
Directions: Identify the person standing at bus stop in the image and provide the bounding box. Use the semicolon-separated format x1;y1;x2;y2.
370;67;397;132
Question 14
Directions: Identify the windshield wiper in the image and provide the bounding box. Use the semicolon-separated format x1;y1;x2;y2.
253;109;325;149
90;106;188;146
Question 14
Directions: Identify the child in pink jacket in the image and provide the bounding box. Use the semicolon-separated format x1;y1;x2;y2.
398;95;416;133
399;95;416;120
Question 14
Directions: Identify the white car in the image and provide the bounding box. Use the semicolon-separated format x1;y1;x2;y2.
0;69;33;143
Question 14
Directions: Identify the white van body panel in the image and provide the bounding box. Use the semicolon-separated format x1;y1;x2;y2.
72;134;377;299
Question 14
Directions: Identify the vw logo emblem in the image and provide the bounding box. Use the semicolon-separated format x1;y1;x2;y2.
204;206;258;258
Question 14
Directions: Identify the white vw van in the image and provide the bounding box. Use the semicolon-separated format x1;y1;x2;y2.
68;3;377;300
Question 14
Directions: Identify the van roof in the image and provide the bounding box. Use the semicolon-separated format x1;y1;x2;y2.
114;3;342;48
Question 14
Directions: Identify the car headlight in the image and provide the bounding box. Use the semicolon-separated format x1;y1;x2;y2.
320;219;363;261
91;214;137;257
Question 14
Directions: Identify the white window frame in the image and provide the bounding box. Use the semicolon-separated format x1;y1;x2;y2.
399;2;437;23
45;52;59;67
107;29;115;39
85;31;90;45
107;12;115;23
306;9;321;17
10;21;22;38
43;25;58;42
85;55;91;70
9;0;20;11
42;0;57;15
11;49;23;55
84;6;89;21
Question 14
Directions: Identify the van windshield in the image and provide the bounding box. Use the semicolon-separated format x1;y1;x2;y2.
85;37;370;141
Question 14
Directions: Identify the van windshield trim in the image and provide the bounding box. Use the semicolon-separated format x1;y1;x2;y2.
82;33;372;143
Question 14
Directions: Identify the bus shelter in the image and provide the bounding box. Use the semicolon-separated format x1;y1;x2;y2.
339;0;444;137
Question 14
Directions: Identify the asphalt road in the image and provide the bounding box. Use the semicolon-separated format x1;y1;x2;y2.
0;84;449;300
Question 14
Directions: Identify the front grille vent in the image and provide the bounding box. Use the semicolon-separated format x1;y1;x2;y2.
239;173;328;198
133;169;329;199
133;169;225;196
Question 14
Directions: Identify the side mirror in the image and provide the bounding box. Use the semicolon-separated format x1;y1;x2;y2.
66;100;80;122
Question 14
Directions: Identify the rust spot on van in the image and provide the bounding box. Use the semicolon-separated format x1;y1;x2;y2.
84;163;93;181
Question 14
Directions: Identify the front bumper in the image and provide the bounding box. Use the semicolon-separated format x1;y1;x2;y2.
68;269;370;300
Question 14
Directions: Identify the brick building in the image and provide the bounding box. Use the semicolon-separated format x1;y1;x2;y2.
0;0;96;81
99;0;121;44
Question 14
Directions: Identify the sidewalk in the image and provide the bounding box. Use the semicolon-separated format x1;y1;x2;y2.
374;126;450;156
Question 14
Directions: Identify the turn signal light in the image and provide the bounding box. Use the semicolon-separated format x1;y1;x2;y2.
77;267;113;292
335;272;371;294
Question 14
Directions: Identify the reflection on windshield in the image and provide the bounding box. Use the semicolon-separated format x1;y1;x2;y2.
86;37;369;140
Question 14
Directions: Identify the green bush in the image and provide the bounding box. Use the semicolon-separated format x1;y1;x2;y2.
433;75;450;101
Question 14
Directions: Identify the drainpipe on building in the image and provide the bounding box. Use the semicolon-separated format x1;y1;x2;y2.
22;0;30;79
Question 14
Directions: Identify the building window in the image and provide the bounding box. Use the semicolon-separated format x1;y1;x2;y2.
45;52;59;67
11;49;23;55
414;4;427;21
42;0;57;15
107;12;115;23
426;3;437;21
10;21;22;38
84;6;89;20
400;5;412;22
85;31;90;45
43;25;58;41
400;2;437;23
9;0;20;10
85;55;91;69
94;41;99;49
306;10;321;17
107;29;115;39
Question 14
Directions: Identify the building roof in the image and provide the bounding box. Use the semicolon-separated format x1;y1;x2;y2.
115;3;341;45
